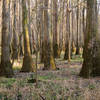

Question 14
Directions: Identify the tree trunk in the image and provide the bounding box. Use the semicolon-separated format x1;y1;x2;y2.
79;0;100;78
39;0;44;63
53;0;59;58
43;0;56;70
59;0;65;57
18;0;24;57
76;0;80;55
71;9;75;54
64;1;71;62
28;0;33;54
12;0;19;60
0;0;13;77
21;0;34;72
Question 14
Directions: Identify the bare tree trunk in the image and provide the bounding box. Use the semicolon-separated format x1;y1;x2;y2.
59;0;65;57
39;0;44;63
0;0;13;77
28;0;33;54
53;0;59;58
76;0;80;55
64;1;71;61
71;8;75;53
80;0;100;78
43;0;56;70
18;0;24;57
12;0;19;60
21;0;34;72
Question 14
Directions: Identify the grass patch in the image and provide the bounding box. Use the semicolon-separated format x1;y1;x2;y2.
71;54;83;62
0;78;16;89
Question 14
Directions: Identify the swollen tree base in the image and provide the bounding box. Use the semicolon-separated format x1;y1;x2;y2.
79;60;91;78
0;61;13;77
43;43;56;70
21;55;34;72
79;42;100;78
43;56;56;70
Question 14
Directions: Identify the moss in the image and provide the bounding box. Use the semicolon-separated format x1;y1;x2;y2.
50;56;56;70
71;42;76;54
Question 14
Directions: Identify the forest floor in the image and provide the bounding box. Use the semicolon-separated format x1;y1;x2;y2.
0;55;100;100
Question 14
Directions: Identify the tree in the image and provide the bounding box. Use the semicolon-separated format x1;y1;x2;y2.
64;0;71;62
28;0;33;54
38;0;44;63
21;0;34;72
79;0;100;78
18;0;24;57
59;0;65;56
43;0;56;70
71;7;75;53
12;0;19;60
76;0;80;55
0;0;13;77
53;0;59;58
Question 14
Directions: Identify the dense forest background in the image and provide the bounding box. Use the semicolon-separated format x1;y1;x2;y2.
0;0;100;100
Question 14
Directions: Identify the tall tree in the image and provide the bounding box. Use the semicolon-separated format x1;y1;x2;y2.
76;0;80;55
39;0;44;63
80;0;100;77
43;0;56;70
18;0;24;57
28;0;33;54
64;0;71;62
21;0;34;72
71;7;75;53
0;0;13;77
59;0;65;56
12;0;19;60
53;0;59;58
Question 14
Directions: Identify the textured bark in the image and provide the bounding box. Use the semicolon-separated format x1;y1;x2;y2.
39;4;44;63
12;0;19;60
80;0;100;78
53;0;59;58
36;0;44;63
76;0;80;55
21;0;34;72
64;2;71;62
0;0;13;77
43;0;56;70
71;9;75;53
18;0;24;57
28;0;33;54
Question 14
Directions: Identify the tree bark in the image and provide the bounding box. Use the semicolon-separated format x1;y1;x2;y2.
76;0;80;55
53;0;59;58
43;0;56;70
64;1;71;62
0;0;13;77
21;0;34;72
80;0;100;78
12;0;19;60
